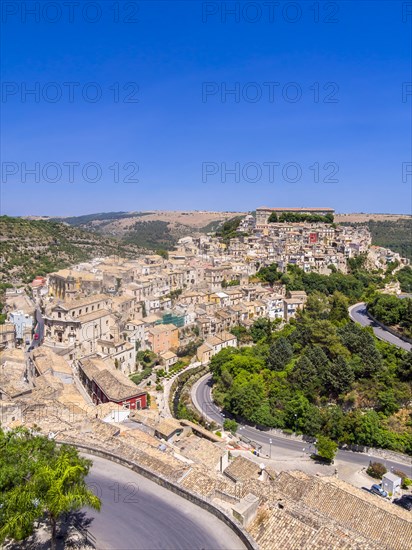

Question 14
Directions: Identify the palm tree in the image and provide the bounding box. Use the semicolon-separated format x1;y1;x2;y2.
0;444;101;550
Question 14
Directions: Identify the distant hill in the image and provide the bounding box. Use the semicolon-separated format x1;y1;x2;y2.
52;211;152;227
0;216;145;284
49;210;247;250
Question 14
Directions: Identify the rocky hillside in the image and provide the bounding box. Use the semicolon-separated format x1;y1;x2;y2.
0;216;145;284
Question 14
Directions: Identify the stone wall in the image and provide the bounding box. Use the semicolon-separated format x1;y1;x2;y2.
58;440;258;550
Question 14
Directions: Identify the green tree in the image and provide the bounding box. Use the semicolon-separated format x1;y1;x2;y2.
368;294;405;326
348;410;384;447
360;344;383;377
397;266;412;293
225;372;265;419
325;356;354;396
256;264;282;287
289;355;321;398
304;291;330;320
321;406;346;442
267;337;293;371
209;347;238;377
305;346;330;382
250;317;272;343
156;249;169;259
230;325;252;344
0;431;101;550
329;291;349;323
223;419;238;434
309;320;350;359
397;352;412;381
315;435;338;462
377;389;400;416
400;299;412;336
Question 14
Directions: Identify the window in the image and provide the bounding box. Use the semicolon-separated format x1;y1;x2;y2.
86;307;88;313
58;312;61;318
79;309;82;315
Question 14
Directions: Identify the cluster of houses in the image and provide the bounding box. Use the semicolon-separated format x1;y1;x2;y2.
1;209;411;550
178;207;374;275
1;207;407;405
32;258;309;371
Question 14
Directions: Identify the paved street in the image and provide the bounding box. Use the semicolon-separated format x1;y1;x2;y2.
84;454;246;550
193;374;411;480
191;303;412;479
349;302;411;351
29;306;44;350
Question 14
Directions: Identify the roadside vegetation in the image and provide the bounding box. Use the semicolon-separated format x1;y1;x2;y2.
368;294;412;339
0;427;100;549
397;266;412;293
210;289;412;455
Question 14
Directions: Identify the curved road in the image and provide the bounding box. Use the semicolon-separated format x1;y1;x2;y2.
349;302;411;352
194;375;411;474
84;454;246;550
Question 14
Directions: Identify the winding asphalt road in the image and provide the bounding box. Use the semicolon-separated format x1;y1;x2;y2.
191;301;412;473
349;302;411;352
84;454;246;550
193;374;411;475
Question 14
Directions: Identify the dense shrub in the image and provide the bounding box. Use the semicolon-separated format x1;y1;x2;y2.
366;462;387;479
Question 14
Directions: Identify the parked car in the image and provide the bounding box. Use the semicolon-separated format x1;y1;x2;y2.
370;484;388;498
393;495;412;511
34;333;39;340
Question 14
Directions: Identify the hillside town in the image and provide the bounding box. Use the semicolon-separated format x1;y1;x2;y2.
1;208;411;549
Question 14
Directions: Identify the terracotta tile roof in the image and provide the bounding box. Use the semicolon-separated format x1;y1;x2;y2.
224;456;261;483
79;357;145;402
77;308;112;323
176;434;224;470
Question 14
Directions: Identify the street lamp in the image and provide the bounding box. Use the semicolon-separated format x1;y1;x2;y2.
269;438;272;459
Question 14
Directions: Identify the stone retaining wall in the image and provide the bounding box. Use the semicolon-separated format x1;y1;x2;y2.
58;440;258;550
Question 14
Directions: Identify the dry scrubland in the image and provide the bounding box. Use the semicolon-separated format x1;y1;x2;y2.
335;213;411;223
84;210;246;235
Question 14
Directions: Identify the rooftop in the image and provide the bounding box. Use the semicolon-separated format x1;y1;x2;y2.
224;456;261;482
79;357;145;402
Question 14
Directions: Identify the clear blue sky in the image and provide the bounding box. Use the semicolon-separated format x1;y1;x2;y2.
1;0;411;215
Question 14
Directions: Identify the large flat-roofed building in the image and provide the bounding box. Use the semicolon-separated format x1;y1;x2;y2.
256;207;335;227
